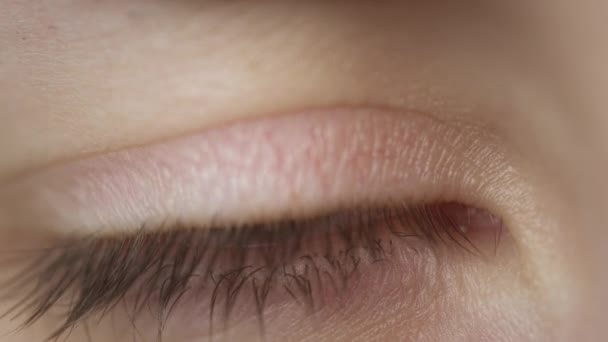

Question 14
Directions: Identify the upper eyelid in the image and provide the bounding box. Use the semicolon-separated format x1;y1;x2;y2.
0;108;514;238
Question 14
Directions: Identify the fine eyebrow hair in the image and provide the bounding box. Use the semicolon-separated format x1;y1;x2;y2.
0;202;485;341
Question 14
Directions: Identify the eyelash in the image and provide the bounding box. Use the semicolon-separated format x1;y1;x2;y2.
0;202;487;341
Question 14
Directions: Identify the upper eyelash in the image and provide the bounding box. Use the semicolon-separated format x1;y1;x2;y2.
0;202;486;341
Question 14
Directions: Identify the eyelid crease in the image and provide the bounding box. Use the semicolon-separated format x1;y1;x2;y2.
0;202;499;341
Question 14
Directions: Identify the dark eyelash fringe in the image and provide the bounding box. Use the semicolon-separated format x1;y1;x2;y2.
0;203;491;342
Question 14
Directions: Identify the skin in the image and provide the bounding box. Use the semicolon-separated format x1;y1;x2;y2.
1;0;607;341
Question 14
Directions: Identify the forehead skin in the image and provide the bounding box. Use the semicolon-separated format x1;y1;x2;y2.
0;0;607;341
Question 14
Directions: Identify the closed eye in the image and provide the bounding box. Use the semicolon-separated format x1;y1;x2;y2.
0;107;524;342
0;1;546;340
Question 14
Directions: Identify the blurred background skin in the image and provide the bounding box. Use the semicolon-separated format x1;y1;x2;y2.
0;0;607;341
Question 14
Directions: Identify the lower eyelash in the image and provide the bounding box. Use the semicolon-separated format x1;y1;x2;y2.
0;202;494;341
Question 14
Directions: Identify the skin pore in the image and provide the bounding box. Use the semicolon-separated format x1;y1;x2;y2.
1;1;608;341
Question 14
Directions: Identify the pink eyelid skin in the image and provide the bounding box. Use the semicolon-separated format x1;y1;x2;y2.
0;108;516;235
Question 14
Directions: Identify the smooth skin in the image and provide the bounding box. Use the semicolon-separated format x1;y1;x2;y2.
1;1;607;341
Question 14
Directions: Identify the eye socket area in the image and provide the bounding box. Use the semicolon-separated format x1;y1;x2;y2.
0;108;538;341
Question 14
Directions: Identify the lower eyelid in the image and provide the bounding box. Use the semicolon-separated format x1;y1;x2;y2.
0;203;504;341
157;242;439;341
121;206;500;342
81;243;440;342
